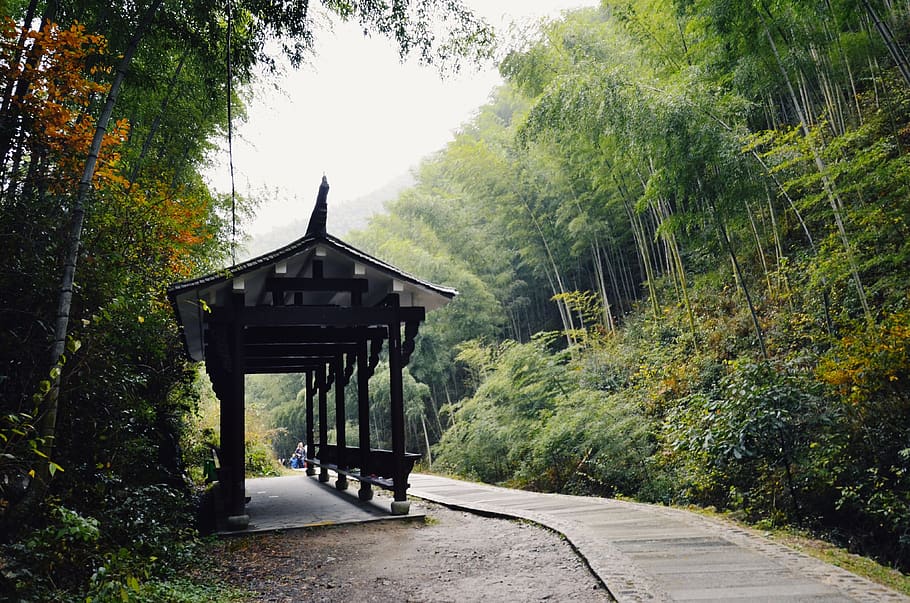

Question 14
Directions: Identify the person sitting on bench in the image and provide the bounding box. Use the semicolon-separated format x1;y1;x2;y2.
289;441;306;469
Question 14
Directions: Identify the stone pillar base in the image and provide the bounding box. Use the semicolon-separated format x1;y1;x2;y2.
358;485;374;501
318;469;330;483
390;500;410;515
335;475;349;490
226;514;250;531
305;465;316;476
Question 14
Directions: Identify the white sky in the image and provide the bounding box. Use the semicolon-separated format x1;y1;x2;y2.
210;1;598;235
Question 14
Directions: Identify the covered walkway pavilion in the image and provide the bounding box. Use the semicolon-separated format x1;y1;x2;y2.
169;177;454;529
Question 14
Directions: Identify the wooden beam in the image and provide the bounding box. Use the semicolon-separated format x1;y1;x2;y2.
357;338;373;501
243;361;341;371
317;362;330;483
267;276;369;293
243;342;360;357
305;369;316;476
386;295;408;508
225;291;247;526
210;305;425;327
243;326;386;345
244;365;326;375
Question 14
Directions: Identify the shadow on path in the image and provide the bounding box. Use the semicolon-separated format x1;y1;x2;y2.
219;473;424;535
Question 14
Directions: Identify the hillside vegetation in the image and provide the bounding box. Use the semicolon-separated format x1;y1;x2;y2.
294;2;910;571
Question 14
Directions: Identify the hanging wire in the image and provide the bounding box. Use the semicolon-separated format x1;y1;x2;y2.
226;0;237;264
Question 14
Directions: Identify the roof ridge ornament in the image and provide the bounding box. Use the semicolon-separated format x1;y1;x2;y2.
305;175;330;237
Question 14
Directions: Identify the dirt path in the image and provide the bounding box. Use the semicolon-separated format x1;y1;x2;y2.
210;501;611;602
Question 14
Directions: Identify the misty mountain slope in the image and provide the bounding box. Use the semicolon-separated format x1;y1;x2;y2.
241;172;414;259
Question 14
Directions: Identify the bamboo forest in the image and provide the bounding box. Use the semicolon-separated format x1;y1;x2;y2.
1;0;909;600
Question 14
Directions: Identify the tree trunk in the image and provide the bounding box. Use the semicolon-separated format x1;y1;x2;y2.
0;5;49;190
861;0;910;87
746;200;773;298
520;196;576;345
0;1;41;134
6;0;164;529
655;194;697;345
420;413;433;467
708;191;769;360
443;381;456;428
762;19;872;323
603;229;626;315
127;51;188;188
591;238;616;333
429;390;443;436
624;200;661;319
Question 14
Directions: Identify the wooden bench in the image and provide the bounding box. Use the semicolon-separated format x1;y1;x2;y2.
308;444;421;490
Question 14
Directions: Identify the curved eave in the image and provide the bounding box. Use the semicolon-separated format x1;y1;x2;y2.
168;233;458;362
167;233;457;300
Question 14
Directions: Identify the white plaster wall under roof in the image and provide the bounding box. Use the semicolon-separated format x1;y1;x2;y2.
168;232;457;363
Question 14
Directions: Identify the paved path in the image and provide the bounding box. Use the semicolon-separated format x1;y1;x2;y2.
223;473;424;535
408;473;908;603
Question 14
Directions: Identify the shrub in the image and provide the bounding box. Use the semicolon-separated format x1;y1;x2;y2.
1;504;101;601
246;439;282;477
663;359;833;523
815;312;910;568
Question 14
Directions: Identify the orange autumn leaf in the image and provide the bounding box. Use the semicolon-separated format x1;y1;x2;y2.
0;18;126;192
2;18;218;280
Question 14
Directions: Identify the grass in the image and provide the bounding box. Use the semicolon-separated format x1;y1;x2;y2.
139;577;248;602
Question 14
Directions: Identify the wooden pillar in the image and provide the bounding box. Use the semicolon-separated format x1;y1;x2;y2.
357;336;373;501
305;369;316;476
387;296;409;514
317;361;330;483
334;353;348;490
225;291;248;528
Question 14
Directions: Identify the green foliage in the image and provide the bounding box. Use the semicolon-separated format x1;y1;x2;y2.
270;395;307;460
245;439;282;477
813;312;910;564
129;577;246;603
180;374;220;485
524;387;659;497
0;407;57;504
1;484;220;601
86;546;150;603
435;339;570;483
244;374;299;469
2;504;100;600
664;360;833;519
